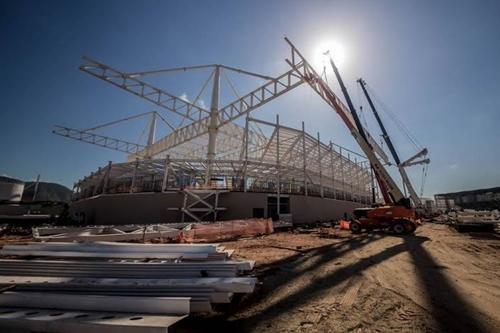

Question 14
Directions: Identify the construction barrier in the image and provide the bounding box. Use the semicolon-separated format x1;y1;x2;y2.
180;218;274;243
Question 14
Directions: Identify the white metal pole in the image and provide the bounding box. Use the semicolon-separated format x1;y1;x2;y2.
302;121;308;196
355;158;360;202
340;147;345;200
162;155;170;192
330;141;336;199
145;112;157;159
205;66;220;186
317;132;323;198
348;154;354;201
276;114;281;217
130;158;139;193
243;115;249;192
370;164;376;204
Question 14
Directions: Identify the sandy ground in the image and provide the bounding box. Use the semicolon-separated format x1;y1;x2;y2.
177;223;500;333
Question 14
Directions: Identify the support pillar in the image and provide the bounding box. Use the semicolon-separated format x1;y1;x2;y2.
276;115;281;216
317;132;323;198
243;115;249;192
302;121;308;196
370;165;376;204
144;112;157;159
205;66;220;186
340;147;345;200
348;153;353;201
330;141;336;199
162;155;170;192
130;158;139;193
355;158;360;202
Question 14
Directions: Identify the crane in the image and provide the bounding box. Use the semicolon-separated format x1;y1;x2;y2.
357;78;430;212
285;37;418;234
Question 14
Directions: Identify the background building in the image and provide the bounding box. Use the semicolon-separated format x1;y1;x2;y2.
434;187;500;211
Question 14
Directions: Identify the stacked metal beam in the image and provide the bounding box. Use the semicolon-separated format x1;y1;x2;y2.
32;224;181;242
0;242;257;332
2;241;232;260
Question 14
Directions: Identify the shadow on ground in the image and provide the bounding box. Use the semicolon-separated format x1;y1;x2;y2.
175;229;494;332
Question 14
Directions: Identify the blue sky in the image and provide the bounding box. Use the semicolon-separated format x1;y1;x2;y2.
1;0;499;197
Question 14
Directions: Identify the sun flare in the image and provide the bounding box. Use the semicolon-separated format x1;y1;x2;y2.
312;40;347;72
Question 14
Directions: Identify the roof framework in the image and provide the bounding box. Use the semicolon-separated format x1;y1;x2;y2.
57;56;373;205
75;116;372;204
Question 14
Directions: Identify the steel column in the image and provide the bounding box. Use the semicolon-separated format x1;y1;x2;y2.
205;66;220;186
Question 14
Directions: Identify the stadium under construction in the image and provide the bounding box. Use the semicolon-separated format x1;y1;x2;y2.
56;52;383;225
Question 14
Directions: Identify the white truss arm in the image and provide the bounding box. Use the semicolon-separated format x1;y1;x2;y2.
80;57;209;122
129;68;305;160
53;126;145;154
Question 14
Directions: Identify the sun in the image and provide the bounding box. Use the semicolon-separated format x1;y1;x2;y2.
312;40;347;72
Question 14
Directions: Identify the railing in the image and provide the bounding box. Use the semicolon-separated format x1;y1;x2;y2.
73;177;371;205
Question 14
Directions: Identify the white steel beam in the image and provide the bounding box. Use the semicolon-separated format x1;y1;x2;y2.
0;276;257;293
0;292;191;315
53;126;145;154
0;307;187;333
80;57;208;121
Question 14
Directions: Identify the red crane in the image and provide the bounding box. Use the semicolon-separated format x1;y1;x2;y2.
285;38;418;234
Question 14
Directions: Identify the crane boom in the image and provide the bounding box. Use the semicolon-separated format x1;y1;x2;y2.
357;79;401;164
357;79;422;208
357;79;429;208
325;56;392;204
284;37;408;207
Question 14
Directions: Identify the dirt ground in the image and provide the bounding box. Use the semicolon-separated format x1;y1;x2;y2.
177;223;500;333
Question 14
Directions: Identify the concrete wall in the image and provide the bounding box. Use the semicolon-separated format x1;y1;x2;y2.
289;195;365;224
218;192;268;220
69;191;367;225
70;192;184;225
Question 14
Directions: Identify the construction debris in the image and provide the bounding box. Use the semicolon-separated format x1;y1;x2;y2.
432;209;500;232
31;218;274;243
